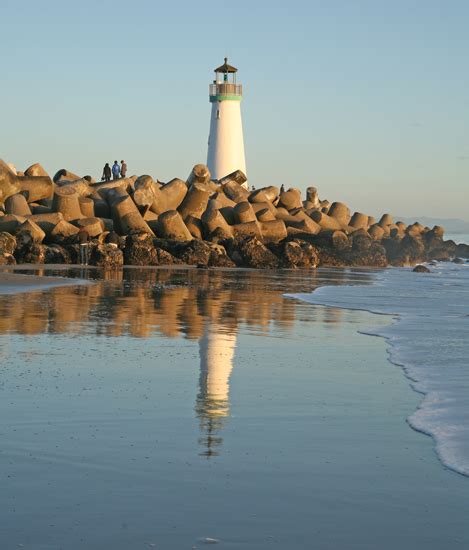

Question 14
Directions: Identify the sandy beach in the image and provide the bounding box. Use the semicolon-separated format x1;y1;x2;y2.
0;266;468;549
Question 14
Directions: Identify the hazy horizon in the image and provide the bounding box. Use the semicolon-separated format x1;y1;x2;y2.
1;0;468;220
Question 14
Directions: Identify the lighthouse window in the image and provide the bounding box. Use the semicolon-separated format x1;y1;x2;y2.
216;109;220;119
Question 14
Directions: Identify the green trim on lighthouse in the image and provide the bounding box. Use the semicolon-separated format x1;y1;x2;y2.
210;95;243;102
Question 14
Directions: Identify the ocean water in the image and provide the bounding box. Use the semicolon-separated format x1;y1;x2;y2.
290;262;469;477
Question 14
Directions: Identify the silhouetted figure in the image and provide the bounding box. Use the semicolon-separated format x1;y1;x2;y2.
112;161;120;180
102;163;111;182
77;228;90;265
280;184;285;193
105;231;119;248
120;160;127;178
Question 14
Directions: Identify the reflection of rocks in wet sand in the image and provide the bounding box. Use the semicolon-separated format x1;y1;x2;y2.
196;326;237;457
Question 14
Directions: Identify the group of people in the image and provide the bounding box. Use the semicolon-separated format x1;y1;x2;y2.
102;160;127;182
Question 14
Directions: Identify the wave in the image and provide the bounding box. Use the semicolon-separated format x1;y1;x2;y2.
287;263;469;477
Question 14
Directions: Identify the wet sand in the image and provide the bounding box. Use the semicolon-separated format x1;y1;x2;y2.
0;270;90;294
0;266;467;549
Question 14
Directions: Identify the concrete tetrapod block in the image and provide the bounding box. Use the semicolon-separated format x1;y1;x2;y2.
0;160;34;205
406;222;425;236
211;191;236;208
49;220;80;243
368;216;376;227
157;210;193;241
93;197;110;219
232;221;262;239
58;178;91;197
306;187;320;209
120;212;154;236
349;212;369;231
251;201;277;216
256;208;277;222
79;197;95;218
218;170;247;188
93;179;130;200
0;214;27;233
186;164;211;187
368;224;386;241
234;201;257;224
378;214;393;227
28;212;64;235
31;204;51;215
52;187;83;221
201;207;233;239
249;186;279;204
310;210;343;231
259;220;288;243
178;182;212;221
24;163;49;178
328;202;351;226
286;216;321;235
18;219;46;243
17;176;54;203
73;217;104;238
5;194;32;216
133;176;158;214
53;169;81;184
159;179;188;211
185;215;204;239
222;180;250;203
278;189;302;211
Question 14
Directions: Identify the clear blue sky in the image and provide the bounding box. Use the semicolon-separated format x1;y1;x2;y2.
1;0;468;219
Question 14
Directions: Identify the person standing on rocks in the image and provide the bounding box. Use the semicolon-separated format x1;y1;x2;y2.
120;160;127;178
77;228;90;265
102;163;111;182
112;161;120;180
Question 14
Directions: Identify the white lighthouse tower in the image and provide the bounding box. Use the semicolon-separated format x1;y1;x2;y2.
207;58;247;181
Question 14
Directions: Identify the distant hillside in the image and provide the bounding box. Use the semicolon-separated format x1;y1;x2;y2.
396;217;469;234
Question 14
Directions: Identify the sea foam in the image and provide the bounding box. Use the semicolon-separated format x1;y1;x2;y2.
288;263;469;477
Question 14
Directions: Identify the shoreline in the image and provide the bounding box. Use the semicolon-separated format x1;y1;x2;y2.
288;264;469;478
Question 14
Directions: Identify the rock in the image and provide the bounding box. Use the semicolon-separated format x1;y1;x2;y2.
274;239;319;268
17;220;46;243
90;243;123;268
383;234;425;266
0;253;16;265
234;236;279;269
452;257;465;264
14;243;46;264
178;240;213;266
24;163;49;178
351;231;372;252
0;232;16;255
124;233;159;265
0;214;26;233
5;194;32;216
456;243;469;258
44;245;71;264
413;264;431;273
207;243;236;267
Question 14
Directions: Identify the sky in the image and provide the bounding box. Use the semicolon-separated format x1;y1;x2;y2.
1;0;468;220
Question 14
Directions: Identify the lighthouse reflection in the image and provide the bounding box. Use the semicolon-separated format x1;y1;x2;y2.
196;326;237;457
0;266;371;458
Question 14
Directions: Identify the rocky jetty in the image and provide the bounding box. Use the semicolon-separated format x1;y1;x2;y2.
0;159;466;269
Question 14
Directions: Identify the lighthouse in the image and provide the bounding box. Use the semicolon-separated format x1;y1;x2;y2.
207;58;247;182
